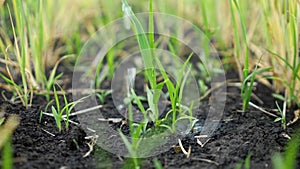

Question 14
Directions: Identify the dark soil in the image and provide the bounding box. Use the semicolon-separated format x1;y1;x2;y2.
0;70;300;169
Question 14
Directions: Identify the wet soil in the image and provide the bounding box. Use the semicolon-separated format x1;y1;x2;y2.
0;70;299;169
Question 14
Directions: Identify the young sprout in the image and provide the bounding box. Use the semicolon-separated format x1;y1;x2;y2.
95;90;112;104
274;101;287;130
118;2;198;167
40;84;87;132
72;139;80;150
241;55;271;112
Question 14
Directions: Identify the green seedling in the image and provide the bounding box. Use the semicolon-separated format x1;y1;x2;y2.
72;139;80;150
43;55;73;101
40;84;86;132
95;49;120;86
274;101;287;130
107;46;116;79
119;1;210;167
230;0;272;112
51;106;63;132
39;99;54;124
122;0;161;124
196;62;211;83
145;85;164;124
127;88;147;119
198;80;208;96
119;3;164;167
241;56;272;111
0;72;31;107
155;52;194;129
95;90;112;104
272;93;286;102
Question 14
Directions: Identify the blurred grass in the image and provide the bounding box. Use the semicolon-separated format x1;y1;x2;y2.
0;0;299;108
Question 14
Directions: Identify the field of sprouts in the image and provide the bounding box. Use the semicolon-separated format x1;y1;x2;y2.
0;0;299;169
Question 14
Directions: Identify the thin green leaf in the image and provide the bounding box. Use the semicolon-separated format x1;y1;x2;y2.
122;0;156;88
274;117;282;122
51;106;61;132
53;85;60;113
272;94;286;102
130;88;146;115
244;152;252;169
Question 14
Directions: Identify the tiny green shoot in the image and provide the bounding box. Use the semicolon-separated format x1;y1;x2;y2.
241;56;272;111
72;139;80;150
274;101;287;130
40;84;87;132
96;90;112;104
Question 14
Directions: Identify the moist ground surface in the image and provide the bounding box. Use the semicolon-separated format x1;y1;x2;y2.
0;71;299;169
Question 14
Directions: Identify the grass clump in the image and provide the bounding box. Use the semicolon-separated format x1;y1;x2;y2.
118;1;198;168
40;84;87;132
274;101;287;130
0;0;103;106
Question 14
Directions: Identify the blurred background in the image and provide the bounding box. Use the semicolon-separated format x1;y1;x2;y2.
0;0;299;108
